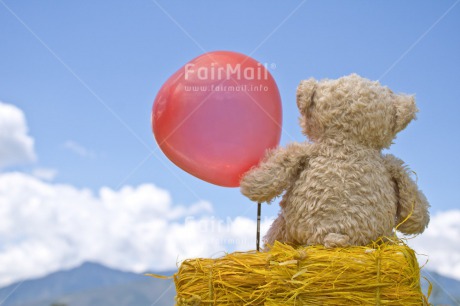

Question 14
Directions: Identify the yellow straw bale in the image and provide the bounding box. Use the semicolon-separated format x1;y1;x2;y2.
164;238;429;305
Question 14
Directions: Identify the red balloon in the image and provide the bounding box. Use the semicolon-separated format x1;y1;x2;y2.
151;51;282;187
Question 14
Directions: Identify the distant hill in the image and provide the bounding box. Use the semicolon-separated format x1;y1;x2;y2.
421;270;460;306
0;262;459;306
0;262;175;306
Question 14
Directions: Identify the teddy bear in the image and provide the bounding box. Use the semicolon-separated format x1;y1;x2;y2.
240;74;430;248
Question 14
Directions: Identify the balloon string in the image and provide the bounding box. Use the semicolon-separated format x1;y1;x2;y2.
256;202;261;251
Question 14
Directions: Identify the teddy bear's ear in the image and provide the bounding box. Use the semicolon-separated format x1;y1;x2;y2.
296;78;317;115
395;95;418;133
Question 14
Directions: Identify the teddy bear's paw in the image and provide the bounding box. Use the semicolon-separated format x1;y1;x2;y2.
323;233;350;248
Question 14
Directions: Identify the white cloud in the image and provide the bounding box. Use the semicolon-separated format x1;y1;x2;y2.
31;168;58;181
63;140;96;158
0;172;270;287
0;102;36;168
407;210;460;281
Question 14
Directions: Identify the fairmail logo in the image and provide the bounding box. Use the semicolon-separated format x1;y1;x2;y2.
184;62;270;81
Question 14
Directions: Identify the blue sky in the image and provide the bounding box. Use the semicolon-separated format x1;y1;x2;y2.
1;0;460;285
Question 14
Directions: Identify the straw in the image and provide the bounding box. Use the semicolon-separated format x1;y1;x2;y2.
159;238;430;305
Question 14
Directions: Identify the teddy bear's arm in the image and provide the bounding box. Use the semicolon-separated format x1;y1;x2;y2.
240;142;311;203
382;154;430;234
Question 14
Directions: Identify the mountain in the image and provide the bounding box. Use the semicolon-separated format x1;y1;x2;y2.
0;262;175;306
421;270;460;306
0;262;459;306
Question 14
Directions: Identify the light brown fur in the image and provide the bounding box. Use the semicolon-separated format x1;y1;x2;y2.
240;74;430;248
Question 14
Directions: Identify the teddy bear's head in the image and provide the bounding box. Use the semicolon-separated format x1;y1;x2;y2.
296;74;417;149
